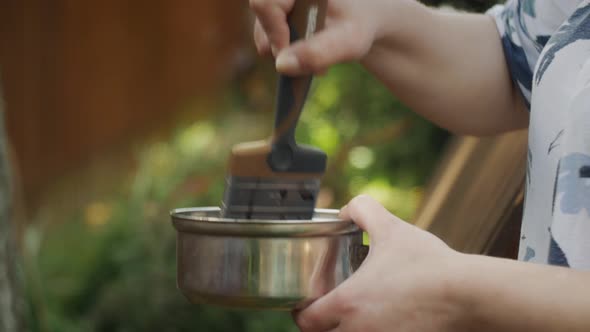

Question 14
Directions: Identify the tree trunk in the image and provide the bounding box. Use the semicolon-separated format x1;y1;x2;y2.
0;79;21;332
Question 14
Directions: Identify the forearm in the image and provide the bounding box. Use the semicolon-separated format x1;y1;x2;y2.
451;254;590;331
362;2;528;135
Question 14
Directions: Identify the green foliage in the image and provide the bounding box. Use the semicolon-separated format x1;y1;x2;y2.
24;54;451;332
301;64;448;216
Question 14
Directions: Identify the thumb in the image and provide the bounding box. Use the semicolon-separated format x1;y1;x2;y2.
293;291;341;332
339;195;404;244
275;22;371;75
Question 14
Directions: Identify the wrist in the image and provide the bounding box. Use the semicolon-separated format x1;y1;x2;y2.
361;0;434;75
443;253;507;332
427;251;479;332
401;250;479;332
366;0;432;57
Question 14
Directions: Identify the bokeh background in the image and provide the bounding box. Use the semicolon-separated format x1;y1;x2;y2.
1;1;499;331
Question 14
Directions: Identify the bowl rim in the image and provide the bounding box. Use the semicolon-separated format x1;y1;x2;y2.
170;207;361;237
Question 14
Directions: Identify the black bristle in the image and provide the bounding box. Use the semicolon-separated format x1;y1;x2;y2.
221;176;320;220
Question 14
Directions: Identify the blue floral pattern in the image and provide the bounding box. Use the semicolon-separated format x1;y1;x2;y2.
555;153;590;216
490;0;590;270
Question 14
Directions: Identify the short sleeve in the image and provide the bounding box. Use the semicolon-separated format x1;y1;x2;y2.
487;0;576;107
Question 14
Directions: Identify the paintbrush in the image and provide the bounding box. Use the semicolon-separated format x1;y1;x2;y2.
221;0;328;220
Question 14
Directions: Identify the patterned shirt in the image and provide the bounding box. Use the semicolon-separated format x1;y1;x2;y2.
489;0;590;269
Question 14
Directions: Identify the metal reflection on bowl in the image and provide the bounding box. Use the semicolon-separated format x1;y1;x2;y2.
171;207;368;310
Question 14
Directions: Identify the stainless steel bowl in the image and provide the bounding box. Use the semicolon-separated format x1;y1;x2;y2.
171;207;368;310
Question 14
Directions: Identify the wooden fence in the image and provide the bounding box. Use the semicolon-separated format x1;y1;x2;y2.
0;0;250;198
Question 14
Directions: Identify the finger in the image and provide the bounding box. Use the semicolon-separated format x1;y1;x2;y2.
339;195;401;243
253;19;271;55
275;23;370;75
250;0;294;52
293;292;342;332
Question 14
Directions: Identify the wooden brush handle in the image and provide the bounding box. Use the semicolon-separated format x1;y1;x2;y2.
272;0;327;147
228;0;328;177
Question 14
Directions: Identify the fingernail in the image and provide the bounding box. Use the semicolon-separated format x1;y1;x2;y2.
271;45;278;57
276;51;300;72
